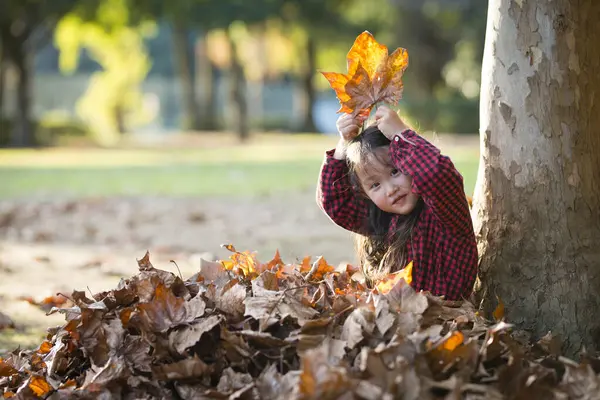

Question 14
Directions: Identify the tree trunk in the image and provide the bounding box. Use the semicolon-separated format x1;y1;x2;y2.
227;32;249;142
196;33;217;131
115;105;126;135
298;35;317;133
472;0;600;356
0;43;5;120
10;45;34;147
172;24;200;131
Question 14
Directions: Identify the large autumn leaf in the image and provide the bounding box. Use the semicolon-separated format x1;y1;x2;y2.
321;31;409;118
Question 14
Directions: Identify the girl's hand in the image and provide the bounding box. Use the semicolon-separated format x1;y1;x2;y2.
336;113;366;142
333;113;366;160
375;106;410;141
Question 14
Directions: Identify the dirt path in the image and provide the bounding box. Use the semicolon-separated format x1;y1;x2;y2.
0;190;356;351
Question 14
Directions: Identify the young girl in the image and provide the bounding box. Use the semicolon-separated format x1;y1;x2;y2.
317;106;478;301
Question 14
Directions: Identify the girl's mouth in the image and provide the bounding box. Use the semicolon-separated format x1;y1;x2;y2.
393;194;407;205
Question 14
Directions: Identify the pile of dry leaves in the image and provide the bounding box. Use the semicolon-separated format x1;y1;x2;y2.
1;246;599;399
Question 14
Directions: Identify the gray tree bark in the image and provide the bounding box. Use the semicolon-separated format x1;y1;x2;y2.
472;0;600;356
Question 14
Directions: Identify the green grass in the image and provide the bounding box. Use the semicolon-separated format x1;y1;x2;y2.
0;134;479;199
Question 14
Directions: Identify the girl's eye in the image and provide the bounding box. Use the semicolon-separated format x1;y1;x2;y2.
370;182;380;190
391;168;400;176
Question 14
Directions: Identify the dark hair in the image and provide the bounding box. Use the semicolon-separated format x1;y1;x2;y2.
345;125;423;288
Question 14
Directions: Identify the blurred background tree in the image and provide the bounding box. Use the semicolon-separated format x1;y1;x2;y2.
0;0;88;146
55;0;156;146
0;0;488;147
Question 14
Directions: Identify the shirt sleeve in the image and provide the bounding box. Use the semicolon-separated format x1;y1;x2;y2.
388;130;473;236
316;149;369;234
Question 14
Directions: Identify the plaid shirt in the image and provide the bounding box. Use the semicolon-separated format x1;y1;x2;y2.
316;129;478;301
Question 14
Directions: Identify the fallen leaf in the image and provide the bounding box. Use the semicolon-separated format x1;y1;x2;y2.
1;243;599;399
215;282;246;320
342;306;376;350
137;251;154;270
305;256;335;282
298;342;354;398
217;367;253;393
137;283;205;332
29;376;52;397
198;258;228;282
0;360;18;377
493;295;505;321
153;356;212;381
375;261;413;294
169;315;223;354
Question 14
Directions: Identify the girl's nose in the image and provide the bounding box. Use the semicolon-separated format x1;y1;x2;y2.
387;183;398;197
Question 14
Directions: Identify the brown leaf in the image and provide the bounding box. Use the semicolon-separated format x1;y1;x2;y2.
374;296;396;336
536;331;562;356
385;278;428;315
137;251;154;270
298;342;354;398
255;270;280;292
238;330;287;348
358;346;422;399
300;318;332;335
215;282;246;320
341;306;376;350
153;356;212;381
560;361;600;399
217;367;253;393
255;364;296;399
82;357;128;389
426;332;478;378
199;258;228;282
169;315;223;355
0;360;18;377
137;283;205;332
243;295;281;329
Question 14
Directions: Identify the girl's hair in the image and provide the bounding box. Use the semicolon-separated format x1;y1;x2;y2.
345;125;423;288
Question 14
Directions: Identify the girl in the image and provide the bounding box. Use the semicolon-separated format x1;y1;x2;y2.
317;106;478;301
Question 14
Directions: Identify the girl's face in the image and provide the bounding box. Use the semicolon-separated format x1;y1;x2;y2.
356;147;420;215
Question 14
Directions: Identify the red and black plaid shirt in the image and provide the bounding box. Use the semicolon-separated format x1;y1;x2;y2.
316;129;478;301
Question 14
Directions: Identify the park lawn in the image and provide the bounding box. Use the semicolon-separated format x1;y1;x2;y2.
0;134;480;199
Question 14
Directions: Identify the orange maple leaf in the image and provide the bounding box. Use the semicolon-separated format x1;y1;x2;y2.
321;31;409;118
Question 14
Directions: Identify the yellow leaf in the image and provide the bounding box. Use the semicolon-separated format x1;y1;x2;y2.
375;261;413;294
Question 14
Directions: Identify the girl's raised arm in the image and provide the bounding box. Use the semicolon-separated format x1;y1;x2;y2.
388;130;473;236
316;149;369;234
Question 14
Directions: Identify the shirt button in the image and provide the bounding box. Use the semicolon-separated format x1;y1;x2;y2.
394;136;400;142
